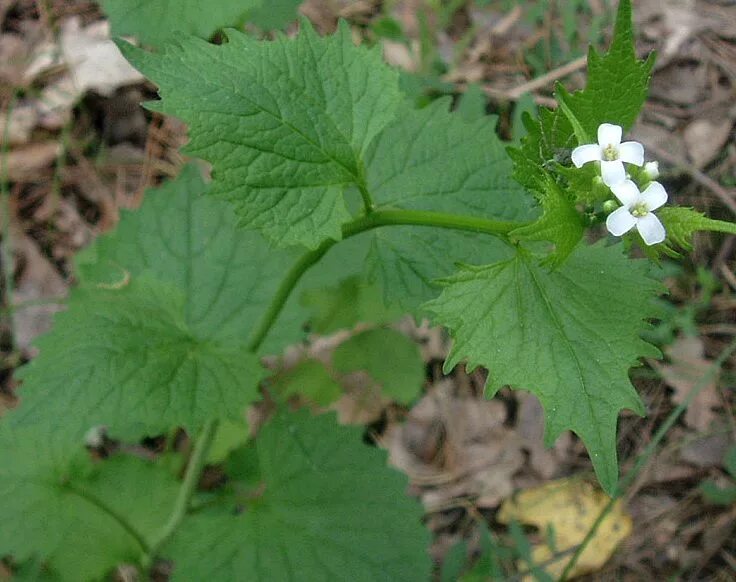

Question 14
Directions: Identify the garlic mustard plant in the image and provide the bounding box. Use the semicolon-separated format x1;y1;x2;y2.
2;1;736;580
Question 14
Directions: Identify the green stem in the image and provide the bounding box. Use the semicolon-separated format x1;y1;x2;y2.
246;208;524;352
145;418;219;563
154;205;527;570
558;337;736;581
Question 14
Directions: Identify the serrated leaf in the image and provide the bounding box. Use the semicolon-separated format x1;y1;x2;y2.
301;275;400;334
167;410;431;580
12;165;311;440
13;277;262;440
510;0;654;197
657;207;736;252
0;424;178;581
101;0;258;48
77;164;304;354
118;23;400;249
424;243;663;493
360;99;535;310
271;359;343;406
510;176;584;265
333;328;425;404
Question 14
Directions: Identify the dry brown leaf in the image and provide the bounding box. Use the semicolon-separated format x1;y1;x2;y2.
11;230;68;350
498;478;632;580
385;381;523;512
25;17;143;127
683;118;733;169
654;335;720;432
5;141;60;182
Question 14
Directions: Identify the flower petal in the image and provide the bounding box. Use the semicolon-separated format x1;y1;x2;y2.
641;181;668;211
618;141;644;166
571;144;602;168
609;179;640;205
597;123;622;147
636;213;666;245
606;206;637;236
601;160;626;186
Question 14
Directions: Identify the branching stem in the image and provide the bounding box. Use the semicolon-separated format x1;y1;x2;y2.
153;206;527;569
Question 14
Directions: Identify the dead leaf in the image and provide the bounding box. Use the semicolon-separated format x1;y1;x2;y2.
0;103;39;146
25;17;143;127
516;392;570;479
5;141;60;182
654;335;720;432
498;478;632;579
11;230;68;350
683;118;733;169
385;381;523;512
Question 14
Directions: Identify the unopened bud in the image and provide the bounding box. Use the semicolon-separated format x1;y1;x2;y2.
602;199;618;214
643;161;659;180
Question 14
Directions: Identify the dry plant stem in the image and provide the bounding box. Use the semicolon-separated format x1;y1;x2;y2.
505;55;588;99
0;94;17;353
558;337;736;581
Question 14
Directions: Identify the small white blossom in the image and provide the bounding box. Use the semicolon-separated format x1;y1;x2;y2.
643;161;659;180
571;123;644;186
606;179;668;245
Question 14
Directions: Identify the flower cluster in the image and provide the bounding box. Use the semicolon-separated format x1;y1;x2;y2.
572;123;667;246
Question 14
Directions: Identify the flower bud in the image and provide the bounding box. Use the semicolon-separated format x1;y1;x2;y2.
602;199;618;214
643;161;659;180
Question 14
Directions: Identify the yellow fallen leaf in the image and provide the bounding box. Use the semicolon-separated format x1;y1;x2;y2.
498;478;631;579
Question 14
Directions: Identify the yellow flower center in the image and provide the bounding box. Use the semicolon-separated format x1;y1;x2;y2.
630;202;648;218
602;144;619;161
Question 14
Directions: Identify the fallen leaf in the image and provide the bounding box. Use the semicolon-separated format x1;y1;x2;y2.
11;230;68;350
654;335;720;432
25;17;143;127
683;118;733;169
498;478;632;579
5;141;60;182
385;381;523;512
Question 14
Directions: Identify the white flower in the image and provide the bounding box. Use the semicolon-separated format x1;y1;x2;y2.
643;161;659;180
606;179;668;245
571;123;644;186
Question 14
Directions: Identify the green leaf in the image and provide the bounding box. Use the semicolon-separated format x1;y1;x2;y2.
333;328;425;404
13;277;263;441
271;359;343;406
455;83;487;122
699;481;736;506
558;0;655;138
13;165;314;440
167;410;432;580
101;0;258;48
247;0;303;30
0;424;178;581
207;419;250;465
658;207;736;252
301;275;400;334
361;98;535;310
510;176;584;266
424;243;662;493
510;0;654;197
118;23;401;249
77;164;304;354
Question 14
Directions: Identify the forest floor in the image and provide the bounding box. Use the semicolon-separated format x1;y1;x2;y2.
1;0;735;580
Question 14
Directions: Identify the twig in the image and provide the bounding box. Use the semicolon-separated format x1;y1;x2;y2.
558;337;736;581
505;55;588;99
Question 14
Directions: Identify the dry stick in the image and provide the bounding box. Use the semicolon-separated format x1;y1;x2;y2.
644;141;736;217
558;337;736;581
482;55;587;107
0;94;18;354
